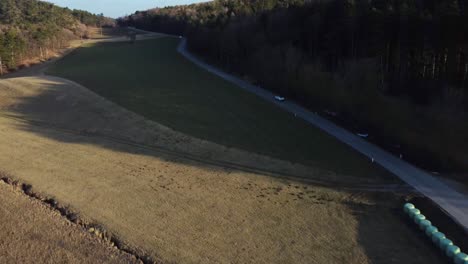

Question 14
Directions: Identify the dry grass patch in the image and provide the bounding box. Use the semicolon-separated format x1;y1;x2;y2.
0;180;138;264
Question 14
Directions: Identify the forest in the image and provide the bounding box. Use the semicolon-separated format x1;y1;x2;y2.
120;0;468;175
0;0;113;70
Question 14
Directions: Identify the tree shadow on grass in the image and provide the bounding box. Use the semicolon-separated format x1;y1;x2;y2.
0;75;400;190
44;39;398;181
346;196;450;264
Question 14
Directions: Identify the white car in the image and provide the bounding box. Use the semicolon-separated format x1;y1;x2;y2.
357;133;369;138
274;96;285;102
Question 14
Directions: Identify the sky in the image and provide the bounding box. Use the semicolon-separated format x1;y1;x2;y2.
44;0;209;18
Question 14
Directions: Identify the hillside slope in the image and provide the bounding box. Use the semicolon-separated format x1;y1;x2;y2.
0;0;112;71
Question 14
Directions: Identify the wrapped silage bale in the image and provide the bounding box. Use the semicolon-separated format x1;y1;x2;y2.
431;232;446;244
454;252;468;264
446;245;461;258
409;208;421;219
404;203;415;214
438;238;453;250
425;225;438;237
418;219;431;230
414;214;426;224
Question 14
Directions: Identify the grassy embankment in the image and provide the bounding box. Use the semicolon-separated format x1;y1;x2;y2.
47;37;393;179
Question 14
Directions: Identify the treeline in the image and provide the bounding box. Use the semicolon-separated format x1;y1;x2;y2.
120;0;468;173
0;0;114;70
72;10;115;27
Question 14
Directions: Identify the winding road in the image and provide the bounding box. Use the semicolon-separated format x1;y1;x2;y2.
175;38;468;231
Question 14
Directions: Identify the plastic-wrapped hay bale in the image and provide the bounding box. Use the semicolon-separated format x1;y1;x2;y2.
419;219;431;230
425;225;438;236
404;203;415;214
431;232;445;244
438;238;453;250
408;208;421;219
446;245;461;258
454;252;468;264
414;213;426;224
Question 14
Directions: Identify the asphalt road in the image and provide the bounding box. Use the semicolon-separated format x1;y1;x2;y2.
176;38;468;231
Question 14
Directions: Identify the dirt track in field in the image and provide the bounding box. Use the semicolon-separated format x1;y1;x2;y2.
0;75;442;263
0;181;138;264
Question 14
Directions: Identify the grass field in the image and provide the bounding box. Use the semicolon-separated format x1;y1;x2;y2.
47;37;391;179
0;70;441;262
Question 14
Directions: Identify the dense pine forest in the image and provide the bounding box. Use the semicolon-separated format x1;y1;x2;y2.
120;0;468;175
0;0;113;70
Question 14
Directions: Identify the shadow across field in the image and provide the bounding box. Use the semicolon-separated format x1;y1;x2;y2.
44;38;397;181
0;76;398;189
348;198;448;264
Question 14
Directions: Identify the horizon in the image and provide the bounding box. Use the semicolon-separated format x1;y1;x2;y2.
43;0;210;18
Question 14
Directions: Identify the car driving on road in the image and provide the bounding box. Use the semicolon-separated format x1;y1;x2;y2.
274;96;285;102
